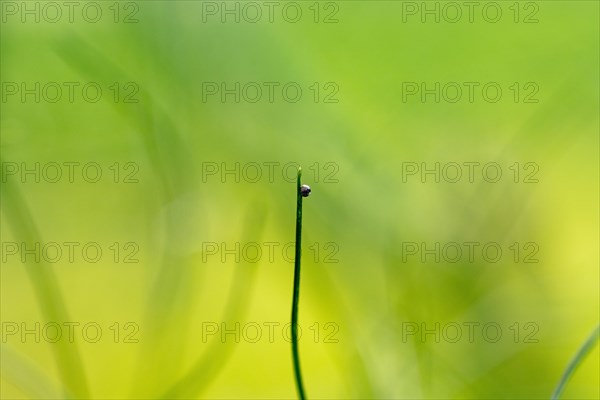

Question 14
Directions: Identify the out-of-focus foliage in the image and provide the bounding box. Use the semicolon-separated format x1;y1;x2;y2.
1;2;598;399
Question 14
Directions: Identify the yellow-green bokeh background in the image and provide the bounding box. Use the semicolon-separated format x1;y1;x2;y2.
1;1;598;399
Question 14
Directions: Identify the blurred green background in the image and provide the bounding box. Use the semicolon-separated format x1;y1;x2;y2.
1;1;598;399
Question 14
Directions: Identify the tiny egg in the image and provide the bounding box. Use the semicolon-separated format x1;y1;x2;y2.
300;185;311;197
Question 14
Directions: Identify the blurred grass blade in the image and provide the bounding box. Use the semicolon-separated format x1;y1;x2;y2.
0;175;89;398
551;324;600;399
52;31;203;395
1;344;72;399
131;110;199;396
161;201;267;399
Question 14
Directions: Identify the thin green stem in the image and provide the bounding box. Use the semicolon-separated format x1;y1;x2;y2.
291;167;307;400
551;324;600;400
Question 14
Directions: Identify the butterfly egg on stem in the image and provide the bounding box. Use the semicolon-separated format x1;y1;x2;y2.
300;185;311;197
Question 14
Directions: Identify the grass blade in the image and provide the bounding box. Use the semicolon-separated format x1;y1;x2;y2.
0;175;89;398
551;324;600;399
0;344;72;399
292;167;307;399
161;202;268;399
